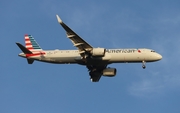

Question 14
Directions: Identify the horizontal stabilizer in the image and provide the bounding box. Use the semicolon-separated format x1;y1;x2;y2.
16;42;32;54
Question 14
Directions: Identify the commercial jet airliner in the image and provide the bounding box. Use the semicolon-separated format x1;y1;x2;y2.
16;15;162;82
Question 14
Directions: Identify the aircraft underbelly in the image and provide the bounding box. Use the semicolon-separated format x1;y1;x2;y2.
49;57;77;64
109;53;147;63
32;55;77;64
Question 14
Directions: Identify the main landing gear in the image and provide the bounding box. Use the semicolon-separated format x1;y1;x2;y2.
142;61;146;69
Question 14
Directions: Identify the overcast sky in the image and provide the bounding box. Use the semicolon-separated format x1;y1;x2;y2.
1;0;180;113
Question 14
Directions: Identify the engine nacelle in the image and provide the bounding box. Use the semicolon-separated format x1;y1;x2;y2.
91;48;106;57
102;68;117;77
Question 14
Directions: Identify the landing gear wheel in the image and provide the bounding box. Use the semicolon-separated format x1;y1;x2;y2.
142;61;146;69
142;65;146;69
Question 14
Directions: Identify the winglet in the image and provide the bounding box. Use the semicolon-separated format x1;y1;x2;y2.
56;15;63;24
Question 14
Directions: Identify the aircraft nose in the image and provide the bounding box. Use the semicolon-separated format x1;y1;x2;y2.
156;53;162;60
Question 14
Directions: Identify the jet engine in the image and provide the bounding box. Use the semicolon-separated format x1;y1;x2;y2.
91;48;106;57
102;68;117;77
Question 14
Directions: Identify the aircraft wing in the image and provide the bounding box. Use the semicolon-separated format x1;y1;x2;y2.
90;72;102;82
56;15;93;57
87;65;107;82
56;15;107;82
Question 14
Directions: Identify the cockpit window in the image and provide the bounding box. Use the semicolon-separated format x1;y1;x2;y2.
151;50;156;52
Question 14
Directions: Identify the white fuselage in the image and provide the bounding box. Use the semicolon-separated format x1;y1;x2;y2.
19;48;162;65
16;15;163;82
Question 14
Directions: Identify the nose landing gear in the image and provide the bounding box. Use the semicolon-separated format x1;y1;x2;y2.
142;61;146;69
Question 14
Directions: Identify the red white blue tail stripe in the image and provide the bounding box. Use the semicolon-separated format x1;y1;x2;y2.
25;35;42;51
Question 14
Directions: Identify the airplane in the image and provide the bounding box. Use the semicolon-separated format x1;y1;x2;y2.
16;15;162;82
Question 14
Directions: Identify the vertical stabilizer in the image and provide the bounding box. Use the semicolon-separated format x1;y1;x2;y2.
25;35;42;51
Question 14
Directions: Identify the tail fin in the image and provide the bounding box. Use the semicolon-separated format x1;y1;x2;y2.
25;35;42;51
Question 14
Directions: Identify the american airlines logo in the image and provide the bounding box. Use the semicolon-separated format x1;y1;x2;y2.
106;49;136;53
